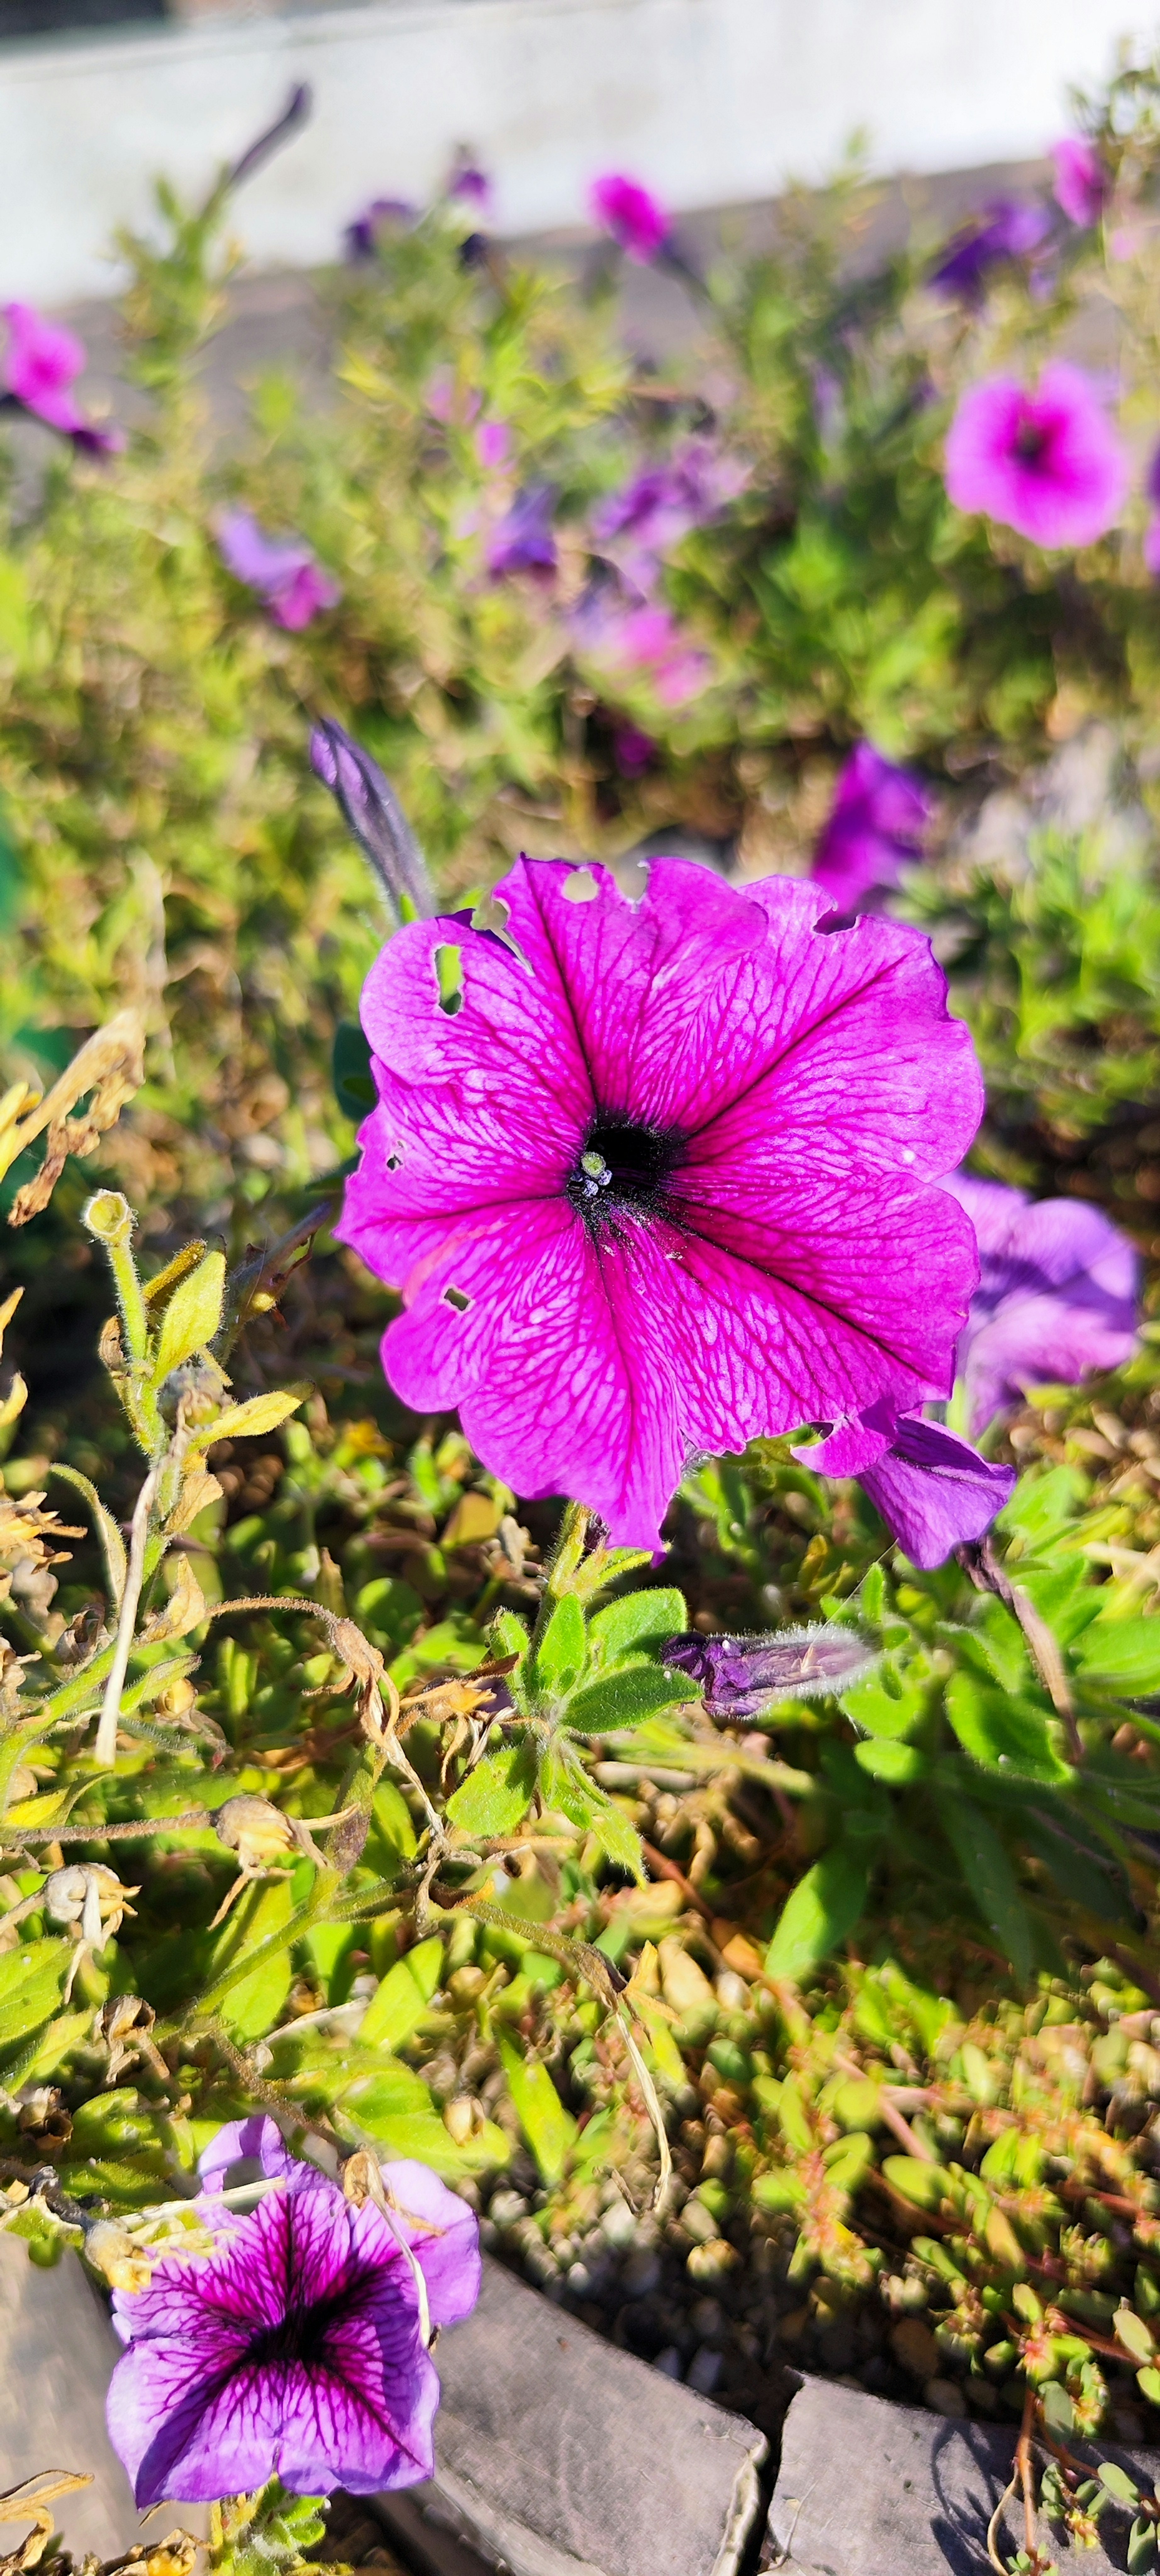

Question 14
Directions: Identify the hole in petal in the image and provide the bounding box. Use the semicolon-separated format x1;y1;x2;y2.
385;1152;402;1171
434;942;464;1015
561;866;599;904
443;1285;472;1312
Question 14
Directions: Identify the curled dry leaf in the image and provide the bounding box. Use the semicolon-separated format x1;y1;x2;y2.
3;1008;146;1228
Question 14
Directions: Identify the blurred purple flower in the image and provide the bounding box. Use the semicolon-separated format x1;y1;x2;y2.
1144;444;1160;577
345;198;417;261
1;303;123;454
1052;137;1107;229
427;368;482;427
661;1623;878;1718
590;173;671;264
612;721;656;776
945;364;1128;548
476;419;510;469
929;198;1050;304
946;1173;1139;1435
107;2117;480;2506
592;440;747;596
575;595;708;705
799;1401;1016;1569
448;158;492;215
486;484;557;578
217;510;340;630
811;743;931;914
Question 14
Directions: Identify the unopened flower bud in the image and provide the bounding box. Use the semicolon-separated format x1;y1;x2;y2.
43;1862;136;1948
310;719;433;919
660;1622;878;1721
86;2220;153;2293
215;1795;296;1869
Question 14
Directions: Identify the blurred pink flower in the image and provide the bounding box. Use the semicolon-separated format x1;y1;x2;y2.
590;174;670;264
476;419;511;470
592;439;747;596
576;595;707;705
217;510;341;630
944;363;1128;548
427;369;482;426
2;303;122;454
1052;137;1107;229
811;744;931;914
486;484;557;578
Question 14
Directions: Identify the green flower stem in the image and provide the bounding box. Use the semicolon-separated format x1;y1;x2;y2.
533;1498;590;1654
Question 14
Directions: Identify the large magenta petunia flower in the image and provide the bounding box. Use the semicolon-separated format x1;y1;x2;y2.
106;2116;479;2504
944;364;1128;549
337;858;983;1548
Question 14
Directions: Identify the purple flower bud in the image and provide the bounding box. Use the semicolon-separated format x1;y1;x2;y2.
448;158;493;215
310;718;434;919
929;197;1051;304
590;173;671;265
217;509;340;630
660;1623;878;1720
811;742;931;915
344;197;418;261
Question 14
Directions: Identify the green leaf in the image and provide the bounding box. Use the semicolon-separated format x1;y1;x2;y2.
1137;2366;1160;2407
1116;2306;1156;2364
17;2010;92;2082
564;1663;697;1737
1040;2379;1075;2435
859;1563;886;1626
217;1880;295;2040
880;2154;948;2212
0;1939;70;2051
1074;1619;1160;1695
1099;2462;1141;2506
359;1935;444;2049
498;2034;577;2183
854;1738;928;1785
537;1743;645;1881
152;1249;226;1382
997;1465;1086;1548
945;1670;1073;1786
587;1589;687;1666
530;1595;587;1699
936;1797;1033;1984
446;1739;537;1837
1128;2515;1157;2573
765;1846;870;1983
187;1387;306;1450
333;1019;376;1123
842;1663;927;1742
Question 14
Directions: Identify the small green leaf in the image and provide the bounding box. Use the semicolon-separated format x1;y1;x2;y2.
359;1936;444;2049
446;1739;537;1837
368;1779;418;1863
587;1588;687;1666
1138;2366;1160;2407
564;1663;697;1737
936;1797;1033;1985
765;1846;869;1983
859;1563;886;1626
842;1662;927;1742
0;1939;70;2051
854;1738;928;1784
216;1880;295;2041
1040;2379;1075;2435
538;1743;645;1881
880;2154;948;2212
498;2034;577;2182
530;1594;587;1699
434;942;464;1014
945;1669;1073;1786
187;1387;306;1451
1099;2462;1141;2506
152;1249;226;1383
1116;2306;1156;2364
332;1019;376;1123
1074;1619;1160;1695
1127;2515;1157;2573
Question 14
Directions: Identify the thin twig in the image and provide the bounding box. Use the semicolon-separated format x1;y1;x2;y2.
94;1467;158;1767
959;1534;1083;1763
987;2467;1020;2574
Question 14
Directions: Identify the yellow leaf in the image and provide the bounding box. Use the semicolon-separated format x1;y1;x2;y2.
187;1387;307;1452
152;1251;226;1383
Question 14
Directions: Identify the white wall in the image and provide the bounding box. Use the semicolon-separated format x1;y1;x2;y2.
0;0;1144;306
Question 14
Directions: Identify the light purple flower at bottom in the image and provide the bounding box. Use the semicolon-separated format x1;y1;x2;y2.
107;2117;479;2505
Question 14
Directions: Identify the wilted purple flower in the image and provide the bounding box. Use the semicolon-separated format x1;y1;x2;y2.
929;198;1051;304
799;1400;1016;1569
1052;137;1107;229
217;510;340;630
337;857;982;1547
811;743;931;914
486;483;557;579
946;1173;1139;1435
575;595;708;706
106;2117;480;2505
661;1623;878;1718
945;364;1128;549
592;440;747;598
590;173;671;264
345;197;417;261
1;303;123;454
310;718;433;918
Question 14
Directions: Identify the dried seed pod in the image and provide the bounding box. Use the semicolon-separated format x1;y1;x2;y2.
85;2220;153;2293
215;1795;296;1869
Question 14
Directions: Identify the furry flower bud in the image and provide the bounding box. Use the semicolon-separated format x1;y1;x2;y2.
660;1624;878;1721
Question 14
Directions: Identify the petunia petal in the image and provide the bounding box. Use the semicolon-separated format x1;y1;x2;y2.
858;1416;1016;1568
946;1173;1140;1432
378;2159;482;2328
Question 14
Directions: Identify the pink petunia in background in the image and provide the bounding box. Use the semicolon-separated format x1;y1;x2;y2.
1052;136;1108;229
574;595;709;705
811;743;932;914
589;173;671;264
337;856;983;1548
592;439;748;597
217;510;341;630
944;363;1128;548
2;303;123;453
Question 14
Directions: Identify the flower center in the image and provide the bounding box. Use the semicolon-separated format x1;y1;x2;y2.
245;2287;349;2371
1013;418;1048;465
566;1113;683;1225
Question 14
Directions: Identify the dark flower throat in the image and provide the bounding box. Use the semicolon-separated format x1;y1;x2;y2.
566;1113;684;1227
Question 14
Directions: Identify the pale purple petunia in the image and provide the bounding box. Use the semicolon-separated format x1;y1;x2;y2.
590;173;671;264
945;1172;1139;1435
2;303;123;454
106;2116;479;2506
929;199;1050;304
486;484;557;578
1052;137;1107;230
811;743;932;914
592;441;747;597
337;857;983;1548
217;510;341;630
798;1399;1016;1568
944;364;1128;549
574;595;708;706
344;198;417;260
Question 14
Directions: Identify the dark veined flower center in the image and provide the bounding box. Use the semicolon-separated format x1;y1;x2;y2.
566;1113;684;1226
244;2286;353;2371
